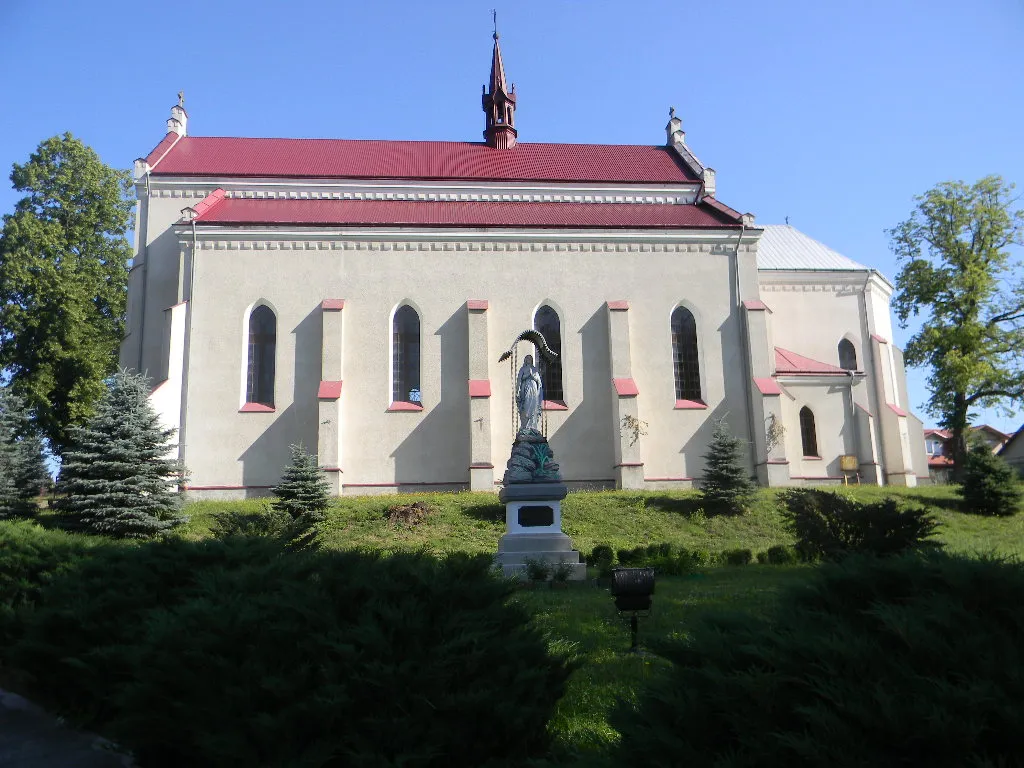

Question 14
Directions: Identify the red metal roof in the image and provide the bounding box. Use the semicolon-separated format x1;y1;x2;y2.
144;132;181;166
189;196;740;229
774;347;849;376
148;136;701;183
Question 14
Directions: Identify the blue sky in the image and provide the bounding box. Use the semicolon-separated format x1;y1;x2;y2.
1;0;1021;434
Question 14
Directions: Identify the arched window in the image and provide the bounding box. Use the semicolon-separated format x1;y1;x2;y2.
800;406;819;457
246;305;276;406
533;305;563;403
671;306;701;401
393;305;421;404
838;339;858;371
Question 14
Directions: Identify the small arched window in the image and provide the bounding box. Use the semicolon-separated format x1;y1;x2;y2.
393;305;421;404
534;305;564;403
800;406;819;457
671;306;701;401
246;305;276;407
838;339;858;371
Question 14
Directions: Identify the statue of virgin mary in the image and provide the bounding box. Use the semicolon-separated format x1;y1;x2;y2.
516;355;542;433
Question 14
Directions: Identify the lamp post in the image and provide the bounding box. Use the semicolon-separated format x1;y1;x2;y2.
610;567;655;652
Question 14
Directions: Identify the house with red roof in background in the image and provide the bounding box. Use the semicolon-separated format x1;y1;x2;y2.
122;32;930;498
925;425;1013;483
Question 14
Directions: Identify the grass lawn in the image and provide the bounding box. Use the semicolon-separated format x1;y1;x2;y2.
517;565;812;763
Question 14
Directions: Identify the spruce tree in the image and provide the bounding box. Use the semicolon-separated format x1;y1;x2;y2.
272;444;331;524
959;442;1022;517
56;370;185;537
0;388;49;519
699;418;756;516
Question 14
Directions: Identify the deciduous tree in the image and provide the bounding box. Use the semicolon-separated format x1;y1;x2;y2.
889;175;1024;479
0;133;133;455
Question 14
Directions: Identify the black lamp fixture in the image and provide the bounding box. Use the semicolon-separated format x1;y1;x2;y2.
610;566;655;652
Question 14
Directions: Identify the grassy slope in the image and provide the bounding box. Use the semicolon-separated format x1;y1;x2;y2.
176;483;1024;559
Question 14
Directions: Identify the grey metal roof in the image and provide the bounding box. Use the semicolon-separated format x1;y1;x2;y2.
756;224;869;271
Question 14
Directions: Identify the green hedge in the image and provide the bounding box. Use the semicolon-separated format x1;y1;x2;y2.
780;489;940;560
0;521;104;646
5;533;573;766
613;552;1024;766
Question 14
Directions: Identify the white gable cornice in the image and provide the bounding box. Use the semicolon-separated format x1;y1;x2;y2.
143;176;703;206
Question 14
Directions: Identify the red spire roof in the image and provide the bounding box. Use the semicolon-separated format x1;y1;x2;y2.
489;33;511;98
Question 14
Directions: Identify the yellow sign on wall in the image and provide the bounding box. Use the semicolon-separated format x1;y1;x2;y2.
839;455;859;472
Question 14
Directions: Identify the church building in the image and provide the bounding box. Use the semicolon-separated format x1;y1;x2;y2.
123;33;929;497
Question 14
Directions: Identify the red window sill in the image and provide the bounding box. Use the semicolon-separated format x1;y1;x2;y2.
674;399;707;410
542;400;568;411
387;401;424;412
803;456;823;461
239;402;275;413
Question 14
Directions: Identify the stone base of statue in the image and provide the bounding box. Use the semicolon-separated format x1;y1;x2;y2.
495;431;586;581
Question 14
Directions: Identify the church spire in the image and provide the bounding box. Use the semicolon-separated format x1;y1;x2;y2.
482;18;517;149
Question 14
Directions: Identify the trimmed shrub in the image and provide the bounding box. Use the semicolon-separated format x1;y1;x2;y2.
209;506;293;539
780;489;939;561
588;544;614;568
612;543;697;576
959;442;1022;517
8;539;573;766
723;548;753;566
0;521;102;646
690;548;713;567
55;370;185;538
764;544;800;565
589;544;616;578
698;418;756;516
613;553;1024;766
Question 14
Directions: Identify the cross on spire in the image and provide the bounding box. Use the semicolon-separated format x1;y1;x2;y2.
482;20;517;148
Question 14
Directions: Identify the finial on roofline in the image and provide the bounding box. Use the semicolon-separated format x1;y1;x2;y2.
168;92;188;137
492;9;498;39
669;106;675;119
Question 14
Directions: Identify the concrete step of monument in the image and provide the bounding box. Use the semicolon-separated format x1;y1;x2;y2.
501;562;587;581
494;551;583;566
497;533;576;553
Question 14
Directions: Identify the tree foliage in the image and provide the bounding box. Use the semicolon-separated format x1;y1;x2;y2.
889;175;1024;476
55;370;185;538
0;388;49;519
0;133;133;455
699;418;756;515
272;443;331;524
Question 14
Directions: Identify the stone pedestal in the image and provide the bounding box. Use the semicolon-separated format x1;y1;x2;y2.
495;482;586;580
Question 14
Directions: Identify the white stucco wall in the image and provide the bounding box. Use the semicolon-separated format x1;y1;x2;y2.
123;172;917;495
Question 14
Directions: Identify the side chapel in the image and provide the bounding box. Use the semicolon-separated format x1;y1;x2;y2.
123;33;930;497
